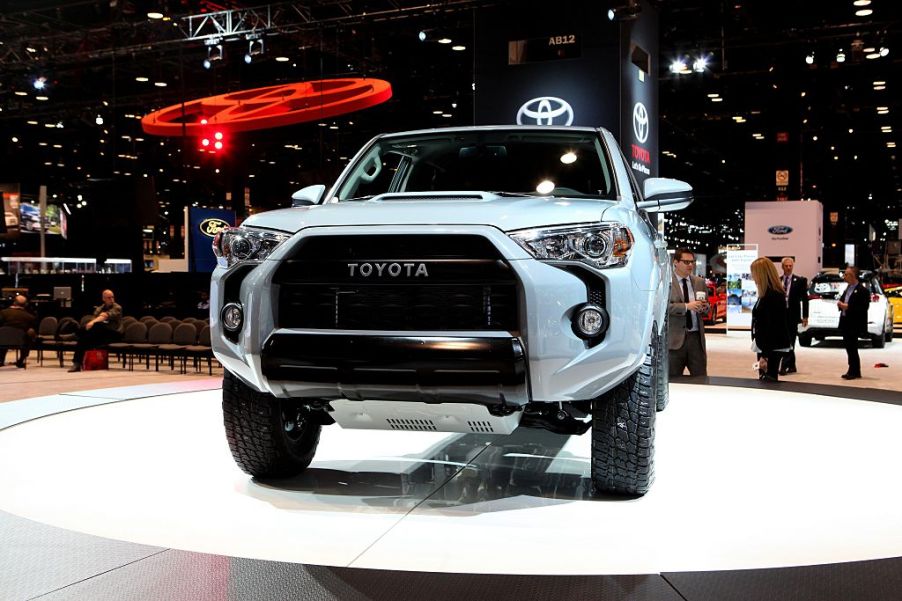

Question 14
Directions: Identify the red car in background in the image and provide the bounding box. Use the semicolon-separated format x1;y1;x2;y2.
704;280;727;324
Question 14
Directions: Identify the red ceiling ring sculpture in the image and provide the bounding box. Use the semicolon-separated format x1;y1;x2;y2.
141;78;392;136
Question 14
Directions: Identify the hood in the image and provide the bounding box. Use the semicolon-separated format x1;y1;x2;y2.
243;193;619;233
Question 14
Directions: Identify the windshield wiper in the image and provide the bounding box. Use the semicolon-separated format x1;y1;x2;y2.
487;191;538;197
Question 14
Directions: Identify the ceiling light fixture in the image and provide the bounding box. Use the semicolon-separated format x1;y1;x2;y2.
451;45;466;51
418;30;428;42
95;115;103;125
14;91;27;96
438;38;452;44
692;56;708;72
866;52;880;60
608;1;641;21
670;59;688;74
275;56;290;62
879;47;889;57
805;53;815;65
147;11;164;19
853;0;871;6
836;50;846;63
203;44;223;69
135;76;149;82
855;8;873;16
154;81;167;87
33;76;46;90
244;39;264;64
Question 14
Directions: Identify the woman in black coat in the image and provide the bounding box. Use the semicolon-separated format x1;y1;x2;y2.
750;258;792;381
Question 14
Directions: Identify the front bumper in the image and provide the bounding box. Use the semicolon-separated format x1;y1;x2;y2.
211;224;657;403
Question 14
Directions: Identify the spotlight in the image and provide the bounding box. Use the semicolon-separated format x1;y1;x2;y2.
836;50;846;63
692;56;708;72
203;44;223;69
244;39;263;64
805;53;815;65
33;76;46;90
670;59;688;74
607;2;641;21
95;115;103;125
418;30;427;42
880;46;889;57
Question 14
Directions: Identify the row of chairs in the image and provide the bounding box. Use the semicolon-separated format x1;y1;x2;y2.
34;315;216;374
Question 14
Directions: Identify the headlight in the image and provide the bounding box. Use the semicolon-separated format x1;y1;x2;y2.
212;227;291;268
509;223;633;269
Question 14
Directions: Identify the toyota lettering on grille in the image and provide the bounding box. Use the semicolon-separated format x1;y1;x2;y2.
348;262;429;277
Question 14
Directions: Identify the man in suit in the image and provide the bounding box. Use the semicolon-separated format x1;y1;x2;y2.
778;257;809;375
0;294;37;368
837;265;870;380
668;248;708;377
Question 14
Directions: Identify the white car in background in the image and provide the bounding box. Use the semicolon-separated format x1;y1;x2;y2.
799;270;894;348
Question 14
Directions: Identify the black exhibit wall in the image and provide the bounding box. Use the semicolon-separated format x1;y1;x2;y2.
474;0;659;185
474;2;620;129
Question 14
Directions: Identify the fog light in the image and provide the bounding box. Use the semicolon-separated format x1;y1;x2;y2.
222;303;244;332
573;304;607;339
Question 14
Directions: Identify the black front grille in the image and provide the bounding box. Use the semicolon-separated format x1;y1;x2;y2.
274;235;519;332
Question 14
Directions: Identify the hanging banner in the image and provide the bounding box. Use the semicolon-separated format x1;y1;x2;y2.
725;245;758;329
0;184;21;238
619;0;659;184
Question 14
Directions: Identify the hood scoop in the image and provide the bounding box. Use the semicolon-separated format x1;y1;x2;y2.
375;193;487;202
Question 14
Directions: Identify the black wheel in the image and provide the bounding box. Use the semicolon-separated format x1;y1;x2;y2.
222;370;321;478
653;321;669;412
798;333;812;347
591;345;655;496
872;331;885;349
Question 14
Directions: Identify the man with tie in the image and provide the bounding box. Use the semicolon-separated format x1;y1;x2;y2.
778;257;809;375
837;265;870;380
668;248;708;377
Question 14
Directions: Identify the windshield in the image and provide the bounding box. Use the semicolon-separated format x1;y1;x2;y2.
336;130;615;202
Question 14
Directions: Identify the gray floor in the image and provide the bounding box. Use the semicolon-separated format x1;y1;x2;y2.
2;380;901;600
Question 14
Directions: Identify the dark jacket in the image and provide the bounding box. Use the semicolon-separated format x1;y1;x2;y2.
0;306;37;332
784;274;809;325
752;289;791;352
93;302;123;332
838;282;870;335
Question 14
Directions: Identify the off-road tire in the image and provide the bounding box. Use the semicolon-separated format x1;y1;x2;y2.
653;321;669;412
591;345;655;496
798;333;812;347
872;330;885;349
222;370;321;478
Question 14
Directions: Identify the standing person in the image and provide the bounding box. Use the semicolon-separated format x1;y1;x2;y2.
668;248;708;377
837;266;870;380
0;295;37;368
68;289;123;373
750;258;791;382
778;257;809;375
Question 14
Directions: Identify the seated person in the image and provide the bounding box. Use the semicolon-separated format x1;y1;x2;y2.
0;295;37;368
69;289;123;372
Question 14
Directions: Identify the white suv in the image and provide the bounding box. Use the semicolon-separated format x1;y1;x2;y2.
800;270;894;348
211;126;692;496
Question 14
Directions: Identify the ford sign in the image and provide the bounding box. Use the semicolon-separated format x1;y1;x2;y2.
767;225;793;235
199;218;230;238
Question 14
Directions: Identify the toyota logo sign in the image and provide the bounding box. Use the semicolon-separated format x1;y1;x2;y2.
632;102;649;144
516;97;574;126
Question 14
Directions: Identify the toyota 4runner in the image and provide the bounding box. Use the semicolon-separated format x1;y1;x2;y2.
211;126;692;496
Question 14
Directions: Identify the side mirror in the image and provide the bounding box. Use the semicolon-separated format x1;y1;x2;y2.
291;184;326;207
637;178;693;212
